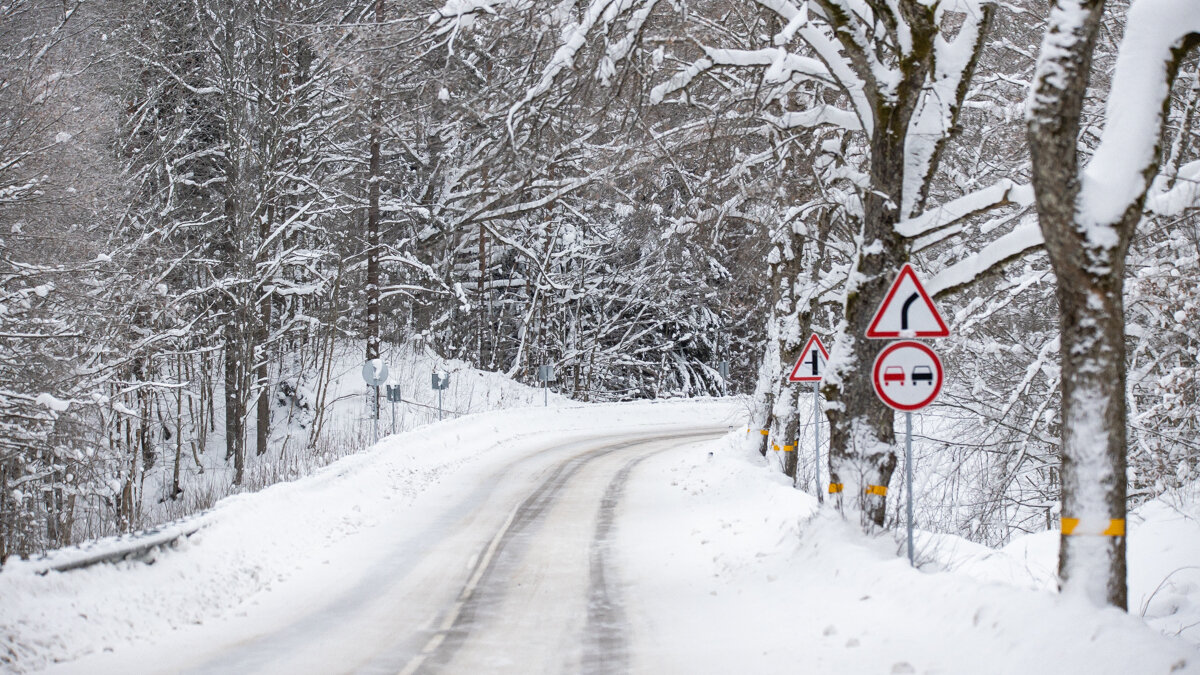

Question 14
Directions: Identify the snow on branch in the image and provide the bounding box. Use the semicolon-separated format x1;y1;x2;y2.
896;180;1033;238
762;104;861;131
468;173;605;223
1147;160;1200;216
753;0;875;133
649;47;833;104
1077;0;1200;237
509;0;640;134
600;0;663;85
901;0;993;218
927;215;1044;298
428;0;505;27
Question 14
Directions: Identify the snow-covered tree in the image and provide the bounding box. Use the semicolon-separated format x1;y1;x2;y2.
1027;0;1200;609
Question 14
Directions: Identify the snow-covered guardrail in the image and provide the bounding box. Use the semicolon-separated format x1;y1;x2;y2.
8;513;209;575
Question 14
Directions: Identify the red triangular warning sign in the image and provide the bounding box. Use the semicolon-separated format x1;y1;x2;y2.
865;263;950;339
788;334;829;382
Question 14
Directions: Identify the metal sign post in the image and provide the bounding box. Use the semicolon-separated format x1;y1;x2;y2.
362;360;389;445
872;340;944;567
718;360;730;397
905;411;915;565
537;365;555;407
813;381;822;504
386;385;398;435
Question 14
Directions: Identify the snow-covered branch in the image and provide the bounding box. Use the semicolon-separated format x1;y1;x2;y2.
896;180;1032;239
1078;0;1200;235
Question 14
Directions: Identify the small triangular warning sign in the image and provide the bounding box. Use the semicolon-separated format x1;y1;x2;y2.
865;263;950;339
788;334;829;382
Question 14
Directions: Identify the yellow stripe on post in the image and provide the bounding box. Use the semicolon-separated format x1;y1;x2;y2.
1061;518;1126;536
761;429;769;436
865;485;888;496
783;445;795;452
828;483;844;494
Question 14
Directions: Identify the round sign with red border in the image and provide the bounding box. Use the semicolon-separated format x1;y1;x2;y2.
871;340;943;411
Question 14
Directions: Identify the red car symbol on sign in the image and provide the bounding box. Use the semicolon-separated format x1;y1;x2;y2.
884;366;906;385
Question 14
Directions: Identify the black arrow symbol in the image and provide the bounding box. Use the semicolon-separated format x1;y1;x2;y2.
901;292;920;330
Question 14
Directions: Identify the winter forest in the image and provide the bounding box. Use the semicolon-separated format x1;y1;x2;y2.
3;0;1200;613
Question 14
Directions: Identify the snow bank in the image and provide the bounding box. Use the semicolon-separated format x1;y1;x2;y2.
618;431;1200;674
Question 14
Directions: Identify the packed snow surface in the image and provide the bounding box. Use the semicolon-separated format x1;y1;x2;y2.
1;399;1198;673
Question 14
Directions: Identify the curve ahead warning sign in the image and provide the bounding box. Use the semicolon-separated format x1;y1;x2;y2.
865;263;949;339
872;340;943;411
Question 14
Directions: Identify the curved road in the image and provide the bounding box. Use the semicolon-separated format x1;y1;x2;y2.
83;429;723;675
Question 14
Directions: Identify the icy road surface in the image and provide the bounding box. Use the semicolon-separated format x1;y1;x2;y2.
194;432;722;674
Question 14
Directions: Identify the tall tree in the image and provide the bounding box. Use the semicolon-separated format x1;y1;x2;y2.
1027;0;1200;608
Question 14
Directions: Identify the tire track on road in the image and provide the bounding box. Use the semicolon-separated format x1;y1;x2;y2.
400;431;719;675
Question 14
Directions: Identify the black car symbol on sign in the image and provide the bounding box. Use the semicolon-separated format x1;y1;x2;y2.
911;365;933;385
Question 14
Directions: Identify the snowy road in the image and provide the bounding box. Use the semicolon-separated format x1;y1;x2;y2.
46;427;725;675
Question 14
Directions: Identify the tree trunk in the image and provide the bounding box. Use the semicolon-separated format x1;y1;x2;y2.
365;0;384;367
1051;260;1129;608
256;202;273;457
363;0;385;427
823;122;910;527
225;318;245;485
773;237;806;481
1026;0;1119;607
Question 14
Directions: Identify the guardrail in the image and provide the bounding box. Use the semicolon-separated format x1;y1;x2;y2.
5;514;209;575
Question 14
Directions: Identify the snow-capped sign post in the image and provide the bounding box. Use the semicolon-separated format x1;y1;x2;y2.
789;334;829;499
362;359;389;444
866;264;950;566
431;371;450;421
361;358;389;386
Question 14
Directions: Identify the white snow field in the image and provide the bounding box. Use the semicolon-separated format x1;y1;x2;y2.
1;399;1198;674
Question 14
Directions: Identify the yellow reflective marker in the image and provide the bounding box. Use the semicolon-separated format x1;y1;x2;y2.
865;485;888;496
1061;518;1125;536
773;444;780;452
783;445;795;452
828;483;844;494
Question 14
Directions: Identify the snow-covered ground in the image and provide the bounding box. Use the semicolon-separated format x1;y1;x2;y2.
139;341;564;529
2;398;1198;673
620;431;1200;673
